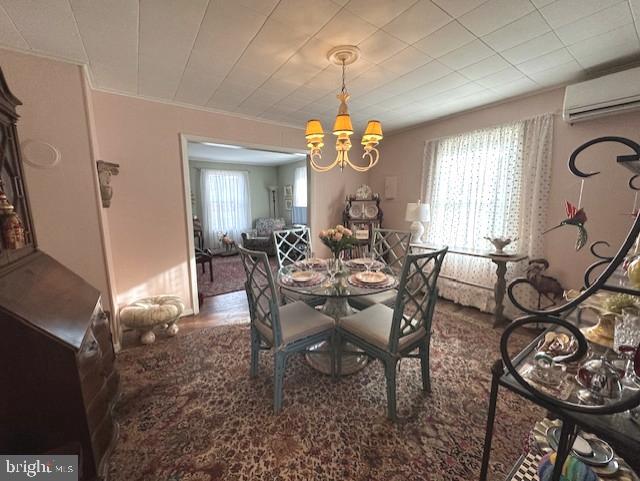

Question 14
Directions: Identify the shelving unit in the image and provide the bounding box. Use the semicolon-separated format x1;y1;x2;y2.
479;136;640;481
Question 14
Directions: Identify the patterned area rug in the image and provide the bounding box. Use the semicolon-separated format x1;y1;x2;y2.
109;306;542;481
198;254;278;297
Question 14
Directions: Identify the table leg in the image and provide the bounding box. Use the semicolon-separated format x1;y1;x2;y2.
208;258;213;282
305;298;369;376
492;259;508;327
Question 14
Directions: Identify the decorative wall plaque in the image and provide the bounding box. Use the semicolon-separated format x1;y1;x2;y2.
97;160;120;208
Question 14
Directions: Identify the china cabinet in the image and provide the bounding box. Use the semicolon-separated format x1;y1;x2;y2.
342;186;383;255
0;66;119;480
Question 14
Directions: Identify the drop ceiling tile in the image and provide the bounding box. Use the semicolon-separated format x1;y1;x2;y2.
531;0;554;7
568;24;640;69
347;65;396;96
315;8;377;45
432;0;488;17
242;87;290;107
70;0;138;93
345;0;418;27
387;60;452;91
234;0;279;15
517;48;574;75
175;2;267;104
234;18;310;72
458;0;535;36
438;39;494;69
526;60;585;86
382;0;452;44
425;81;486;105
0;5;28;49
271;60;324;85
291;37;334;70
404;72;468;101
275;94;316;110
539;0;620;29
1;0;86;61
206;81;255;109
226;65;272;89
555;2;632;46
270;0;342;37
482;11;550;52
138;0;208;98
459;54;510;79
490;77;538;97
379;46;432;75
500;31;563;64
413;21;475;58
358;30;408;64
476;65;525;88
632;0;640;23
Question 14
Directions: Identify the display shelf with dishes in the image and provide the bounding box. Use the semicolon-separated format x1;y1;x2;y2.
479;136;640;481
343;186;383;255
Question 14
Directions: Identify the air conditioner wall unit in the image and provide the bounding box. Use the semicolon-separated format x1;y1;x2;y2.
563;67;640;124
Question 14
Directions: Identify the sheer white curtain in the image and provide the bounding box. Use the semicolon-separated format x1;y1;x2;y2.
200;169;252;248
421;114;553;315
292;166;308;225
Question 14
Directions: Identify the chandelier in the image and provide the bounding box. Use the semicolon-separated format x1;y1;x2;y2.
305;46;383;173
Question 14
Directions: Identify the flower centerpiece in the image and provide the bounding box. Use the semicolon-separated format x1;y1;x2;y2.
319;224;356;259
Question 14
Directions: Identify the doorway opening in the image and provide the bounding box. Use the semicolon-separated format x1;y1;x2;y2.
180;135;310;316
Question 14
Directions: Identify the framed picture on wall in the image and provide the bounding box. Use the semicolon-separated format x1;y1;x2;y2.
285;199;293;210
284;184;293;197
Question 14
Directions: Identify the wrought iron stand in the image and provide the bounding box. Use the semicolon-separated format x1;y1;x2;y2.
479;136;640;481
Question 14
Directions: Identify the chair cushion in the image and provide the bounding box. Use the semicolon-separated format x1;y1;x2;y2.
341;303;426;351
349;289;397;309
255;301;334;346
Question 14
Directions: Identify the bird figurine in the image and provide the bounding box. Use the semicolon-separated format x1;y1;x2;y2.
544;201;588;251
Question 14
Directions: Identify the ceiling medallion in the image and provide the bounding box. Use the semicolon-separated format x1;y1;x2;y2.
305;45;383;173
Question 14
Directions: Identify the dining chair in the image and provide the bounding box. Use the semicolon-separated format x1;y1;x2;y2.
273;226;311;269
273;227;323;307
349;228;412;311
337;247;448;420
238;246;335;414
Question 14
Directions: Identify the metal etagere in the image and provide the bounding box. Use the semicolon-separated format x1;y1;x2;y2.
479;136;640;481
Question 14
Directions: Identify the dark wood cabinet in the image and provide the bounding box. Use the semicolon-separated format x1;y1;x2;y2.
0;68;119;479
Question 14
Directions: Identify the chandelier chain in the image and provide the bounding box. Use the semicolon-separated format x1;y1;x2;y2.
341;59;346;94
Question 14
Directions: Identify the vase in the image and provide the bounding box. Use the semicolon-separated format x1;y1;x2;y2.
332;250;345;273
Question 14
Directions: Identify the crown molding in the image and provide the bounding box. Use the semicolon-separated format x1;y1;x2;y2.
0;45;305;132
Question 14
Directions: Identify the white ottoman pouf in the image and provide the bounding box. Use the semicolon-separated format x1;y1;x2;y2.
120;295;185;344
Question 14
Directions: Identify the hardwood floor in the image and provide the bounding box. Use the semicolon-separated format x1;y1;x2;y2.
121;291;250;349
121;289;498;350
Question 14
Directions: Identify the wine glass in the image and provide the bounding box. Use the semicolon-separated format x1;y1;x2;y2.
614;308;640;389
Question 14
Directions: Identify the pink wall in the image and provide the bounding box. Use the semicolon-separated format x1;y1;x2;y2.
90;92;358;312
370;88;640;289
0;49;110;305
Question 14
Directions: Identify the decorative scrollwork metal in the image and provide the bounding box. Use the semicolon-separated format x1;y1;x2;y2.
568;136;640;178
500;316;640;415
503;135;640;415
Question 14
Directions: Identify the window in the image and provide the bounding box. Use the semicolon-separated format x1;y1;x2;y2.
200;169;251;248
292;166;307;224
422;115;552;314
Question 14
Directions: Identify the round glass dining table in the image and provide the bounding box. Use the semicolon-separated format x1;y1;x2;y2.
276;258;398;375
